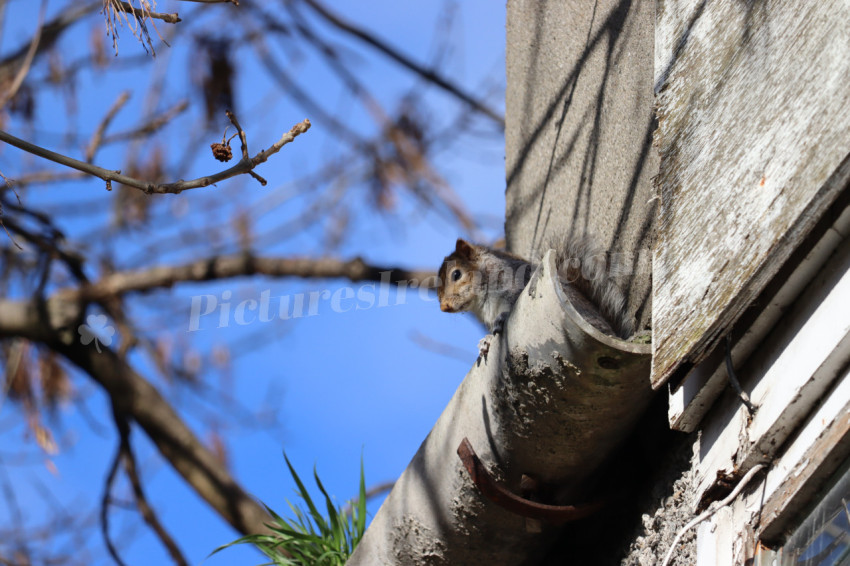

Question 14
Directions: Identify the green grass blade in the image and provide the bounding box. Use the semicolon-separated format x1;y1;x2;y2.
217;454;369;565
284;452;328;533
356;456;368;536
313;466;344;543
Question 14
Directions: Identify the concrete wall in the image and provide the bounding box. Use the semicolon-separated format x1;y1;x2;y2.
505;0;657;334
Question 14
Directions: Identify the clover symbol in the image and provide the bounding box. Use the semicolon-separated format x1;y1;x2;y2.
78;314;115;353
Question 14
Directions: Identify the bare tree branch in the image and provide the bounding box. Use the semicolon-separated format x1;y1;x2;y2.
101;99;189;146
0;2;7;41
68;337;273;536
301;0;504;128
0;248;436;543
86;91;131;163
112;1;181;24
253;41;366;148
0;2;506;559
69;253;437;302
1;214;87;282
100;417;129;566
341;480;395;517
0;0;46;110
0;253;435;342
1;170;88;188
0;2;100;86
118;410;190;566
0;116;311;194
177;0;238;4
102;0;179;55
0;303;273;540
285;9;479;233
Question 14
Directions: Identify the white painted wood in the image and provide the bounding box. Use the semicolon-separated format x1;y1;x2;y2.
761;369;850;497
694;367;850;565
652;0;850;389
758;367;850;540
696;505;751;566
695;521;718;566
694;235;850;501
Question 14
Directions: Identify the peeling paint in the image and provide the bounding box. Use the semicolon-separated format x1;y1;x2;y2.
652;0;850;388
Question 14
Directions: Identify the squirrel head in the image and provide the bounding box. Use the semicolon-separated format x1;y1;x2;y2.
437;239;480;313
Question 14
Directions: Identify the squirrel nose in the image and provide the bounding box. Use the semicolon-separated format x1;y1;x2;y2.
440;301;453;312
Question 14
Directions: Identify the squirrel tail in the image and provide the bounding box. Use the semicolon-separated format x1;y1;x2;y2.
543;236;635;339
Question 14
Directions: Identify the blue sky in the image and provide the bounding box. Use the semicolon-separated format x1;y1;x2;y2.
0;1;506;564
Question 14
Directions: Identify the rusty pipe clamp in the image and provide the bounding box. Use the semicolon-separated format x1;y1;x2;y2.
457;438;603;524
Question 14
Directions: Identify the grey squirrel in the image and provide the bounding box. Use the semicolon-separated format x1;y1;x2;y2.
437;238;633;357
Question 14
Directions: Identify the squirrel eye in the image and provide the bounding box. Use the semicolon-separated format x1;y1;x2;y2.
451;269;462;282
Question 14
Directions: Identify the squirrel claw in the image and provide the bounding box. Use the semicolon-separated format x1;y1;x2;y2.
477;334;494;362
478;315;505;363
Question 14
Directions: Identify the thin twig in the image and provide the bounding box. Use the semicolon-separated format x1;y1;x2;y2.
410;330;474;362
301;0;504;128
340;480;395;517
0;117;311;194
226;110;250;161
0;2;7;44
102;0;177;55
254;42;365;147
0;2;99;86
56;339;274;538
113;0;181;24
661;464;766;566
0;175;24;249
1;170;88;188
120;418;190;566
86;91;131;162
223;111;268;184
0;200;23;251
1;215;87;281
0;215;21;249
101;418;129;566
102;99;188;145
286;8;477;232
0;0;46;109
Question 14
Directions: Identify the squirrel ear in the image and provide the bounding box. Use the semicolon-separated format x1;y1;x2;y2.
455;239;477;259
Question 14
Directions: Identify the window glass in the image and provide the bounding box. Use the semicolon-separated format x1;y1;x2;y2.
780;457;850;566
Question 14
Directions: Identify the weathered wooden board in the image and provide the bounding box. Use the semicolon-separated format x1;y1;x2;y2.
669;203;850;431
652;0;850;387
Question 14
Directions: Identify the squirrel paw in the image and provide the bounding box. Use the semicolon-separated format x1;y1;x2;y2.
478;334;494;361
491;312;508;335
478;314;506;363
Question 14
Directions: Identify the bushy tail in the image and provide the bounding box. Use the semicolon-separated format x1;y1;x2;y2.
543;236;634;339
